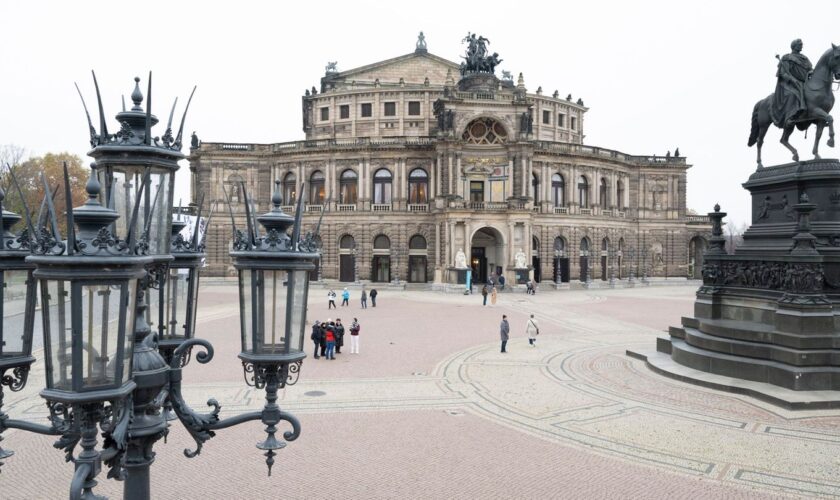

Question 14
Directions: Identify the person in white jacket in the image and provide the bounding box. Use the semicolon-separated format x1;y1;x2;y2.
525;314;540;346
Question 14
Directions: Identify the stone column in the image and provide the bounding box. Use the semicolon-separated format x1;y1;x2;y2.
448;154;454;196
429;160;435;200
506;156;514;199
456;154;463;199
449;221;456;269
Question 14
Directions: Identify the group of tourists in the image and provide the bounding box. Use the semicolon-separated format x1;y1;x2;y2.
311;317;361;358
499;313;540;353
328;288;378;310
480;285;498;306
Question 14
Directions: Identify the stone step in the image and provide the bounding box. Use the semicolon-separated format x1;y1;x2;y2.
669;338;840;391
686;317;840;349
682;327;840;367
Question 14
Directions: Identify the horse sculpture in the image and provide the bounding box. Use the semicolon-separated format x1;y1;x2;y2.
749;43;840;168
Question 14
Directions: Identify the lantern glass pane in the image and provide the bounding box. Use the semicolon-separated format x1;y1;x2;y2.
103;168;173;256
43;280;72;390
120;279;137;384
162;267;191;340
239;269;253;353
189;270;200;338
288;270;309;352
258;269;289;354
1;269;32;357
80;284;124;388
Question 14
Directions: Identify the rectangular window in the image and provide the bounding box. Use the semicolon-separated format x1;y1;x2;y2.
339;105;350;119
408;101;421;115
361;103;372;117
558;113;565;128
320;107;329;121
542;110;550;124
374;182;392;204
470;181;484;203
384;102;396;116
571;116;577;130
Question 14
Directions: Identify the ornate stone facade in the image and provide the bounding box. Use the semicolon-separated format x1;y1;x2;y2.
189;36;711;285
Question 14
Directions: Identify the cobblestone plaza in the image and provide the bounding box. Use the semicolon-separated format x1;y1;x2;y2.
2;283;838;499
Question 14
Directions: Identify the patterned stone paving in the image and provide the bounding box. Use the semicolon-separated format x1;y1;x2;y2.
1;284;838;498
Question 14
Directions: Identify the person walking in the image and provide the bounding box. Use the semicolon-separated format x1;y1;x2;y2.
369;288;378;307
324;322;336;360
310;320;322;359
341;288;350;307
328;290;337;309
481;285;488;306
349;318;360;354
525;313;540;347
490;285;498;305
361;289;368;309
498;274;506;291
335;318;345;354
500;314;510;353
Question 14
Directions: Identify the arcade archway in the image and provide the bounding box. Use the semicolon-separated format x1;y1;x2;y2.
470;227;505;285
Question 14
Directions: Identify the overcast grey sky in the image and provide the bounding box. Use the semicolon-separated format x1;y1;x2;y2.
1;0;838;225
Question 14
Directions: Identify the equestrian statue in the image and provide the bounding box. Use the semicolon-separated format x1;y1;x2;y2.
748;39;840;168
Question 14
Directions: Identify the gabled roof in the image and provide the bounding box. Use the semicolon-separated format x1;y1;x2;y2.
323;50;460;88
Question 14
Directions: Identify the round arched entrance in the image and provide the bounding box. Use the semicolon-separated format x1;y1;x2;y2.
689;236;707;279
470;227;505;285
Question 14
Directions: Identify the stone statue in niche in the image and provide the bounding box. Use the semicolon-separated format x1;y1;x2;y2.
514;248;527;269
455;248;467;268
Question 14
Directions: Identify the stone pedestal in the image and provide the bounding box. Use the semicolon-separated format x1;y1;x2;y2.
629;159;840;406
515;269;528;284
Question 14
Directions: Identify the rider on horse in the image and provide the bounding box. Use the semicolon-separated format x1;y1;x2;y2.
771;39;814;129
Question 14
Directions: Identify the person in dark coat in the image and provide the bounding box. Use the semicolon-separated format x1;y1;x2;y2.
335;318;345;354
319;321;328;357
310;320;322;359
481;285;488;306
500;314;510;353
369;288;378;307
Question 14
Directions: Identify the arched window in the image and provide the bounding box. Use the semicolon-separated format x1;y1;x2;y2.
339;169;358;204
409;235;427;249
373;169;392;204
408;168;428;204
578;176;589;208
373;235;391;249
616;180;625;210
580;237;590;252
551;173;565;207
618;238;625;251
310;171;325;204
531;172;539;202
602;237;609;252
462;117;508;144
283;172;296;205
339;235;355;249
600;178;609;209
554;236;566;253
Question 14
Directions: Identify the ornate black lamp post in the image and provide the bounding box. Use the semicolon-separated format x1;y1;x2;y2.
230;180;314;473
0;163;153;498
0;182;38;468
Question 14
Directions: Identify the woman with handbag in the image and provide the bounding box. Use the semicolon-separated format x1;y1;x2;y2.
526;314;540;347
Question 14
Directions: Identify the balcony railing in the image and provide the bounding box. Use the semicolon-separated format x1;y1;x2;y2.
580;208;593;215
554;207;568;215
306;205;323;213
281;205;295;213
687;215;711;224
468;201;508;211
407;203;429;213
617;211;626;218
602;209;614;217
336;204;357;212
372;204;392;212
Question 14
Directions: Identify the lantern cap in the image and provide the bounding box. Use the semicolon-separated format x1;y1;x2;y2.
256;181;295;234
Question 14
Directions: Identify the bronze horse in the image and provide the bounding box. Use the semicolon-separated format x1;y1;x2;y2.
749;44;840;167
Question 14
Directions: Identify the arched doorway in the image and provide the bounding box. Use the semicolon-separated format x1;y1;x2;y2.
580;237;591;282
408;235;428;283
372;235;391;282
601;237;609;281
553;237;569;283
532;235;541;282
470;227;505;285
689;236;707;279
339;235;355;282
618;238;625;279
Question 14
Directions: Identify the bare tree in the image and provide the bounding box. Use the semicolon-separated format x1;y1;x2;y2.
724;220;746;254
